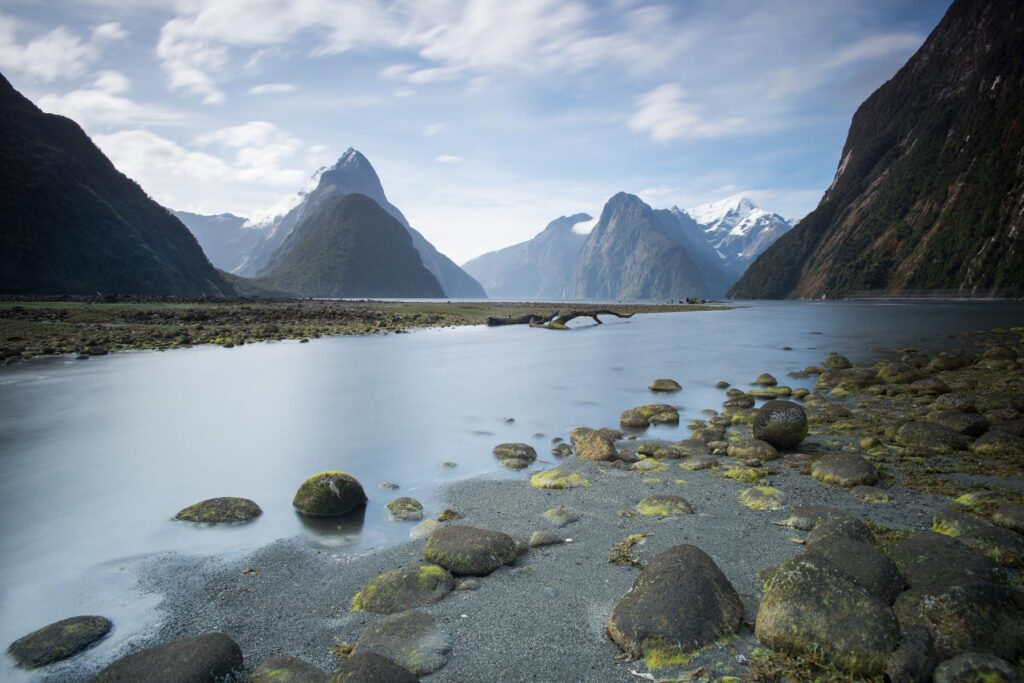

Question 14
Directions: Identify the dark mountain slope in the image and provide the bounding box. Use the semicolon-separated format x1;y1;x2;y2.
0;73;232;296
260;193;444;298
731;0;1024;299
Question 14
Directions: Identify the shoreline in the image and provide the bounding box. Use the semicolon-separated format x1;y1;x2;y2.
24;321;1024;682
0;299;727;364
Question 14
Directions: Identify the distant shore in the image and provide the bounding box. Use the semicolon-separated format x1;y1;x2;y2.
0;298;728;363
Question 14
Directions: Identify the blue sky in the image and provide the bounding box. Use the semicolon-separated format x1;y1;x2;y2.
1;0;951;263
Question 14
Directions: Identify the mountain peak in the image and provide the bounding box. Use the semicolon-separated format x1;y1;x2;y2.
688;194;759;226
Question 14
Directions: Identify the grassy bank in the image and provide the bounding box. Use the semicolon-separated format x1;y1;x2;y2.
0;298;728;363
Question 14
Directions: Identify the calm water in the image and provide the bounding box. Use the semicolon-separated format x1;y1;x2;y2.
1;301;1022;677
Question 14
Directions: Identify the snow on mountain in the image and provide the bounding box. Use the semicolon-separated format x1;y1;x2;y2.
680;195;794;274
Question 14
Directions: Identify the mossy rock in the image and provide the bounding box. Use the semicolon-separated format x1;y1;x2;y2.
542;506;580;528
607;545;742;667
352;563;455;614
755;554;900;675
884;625;938;683
635;495;693;517
990;503;1024;534
721;465;765;484
806;535;904;604
620;404;679;428
727;438;778;461
888;531;999;591
529;530;561;547
895;422;970;452
250;655;328;683
749;386;793;399
811;454;878;487
492;443;537;462
328;651;417;683
649;378;682;392
926;411;990;437
893;581;1024;661
971;430;1024;456
550;443;573;457
806;515;874;545
387;497;424;521
574;430;618;461
7;615;112;669
778;505;854;531
631;459;668;473
876;361;924;384
724;394;755;409
823;354;852;369
352;610;448;676
530;469;589;489
753;400;808;450
737;486;785;511
679;455;718;471
92;633;243;682
174;497;262;524
932;653;1021;683
910;376;951;395
292;471;367;517
755;373;778;386
933;392;977;413
851;485;889;504
423;526;517;576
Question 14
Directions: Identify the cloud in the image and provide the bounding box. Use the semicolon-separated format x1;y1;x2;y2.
195;121;308;186
38;71;180;127
249;82;297;95
0;13;123;82
627;84;744;142
423;123;446;137
434;155;465;163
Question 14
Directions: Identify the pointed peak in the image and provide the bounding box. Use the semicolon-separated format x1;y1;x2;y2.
688;193;760;226
333;147;369;169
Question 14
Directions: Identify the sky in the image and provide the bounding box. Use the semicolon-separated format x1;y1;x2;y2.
1;0;952;264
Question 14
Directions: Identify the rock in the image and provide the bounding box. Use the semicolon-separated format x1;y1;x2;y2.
327;652;418;683
409;519;439;540
723;394;755;409
716;381;730;389
737;487;785;511
877;361;924;384
672;439;710;457
755;373;778;386
529;469;589;489
910;377;951;395
971;430;1024;456
982;346;1018;361
823;354;852;370
895;422;970;452
851;485;889;504
499;457;531;469
727;438;778;461
649;378;682;392
543;507;580;528
811;454;878;487
529;531;561;547
933;393;977;413
885;626;938;683
574;430;617;461
379;482;400;490
929;352;972;371
492;443;537;464
991;503;1024;534
607;545;742;665
620;404;679;428
805;516;874;545
293;472;367;517
550;443;573;457
721;465;765;484
888;531;999;591
424;526;517;576
806;535;904;603
92;633;243;683
926;411;990;437
174;497;262;524
893;581;1024;660
387;498;423;522
749;386;793;399
679;455;718;470
353;610;448;675
455;578;480;591
617;448;641;463
7;615;111;669
752;400;808;450
250;656;328;683
631;458;667;473
635;495;693;517
779;505;853;531
932;653;1022;683
958;526;1024;568
755;554;900;675
436;509;460;522
351;563;455;614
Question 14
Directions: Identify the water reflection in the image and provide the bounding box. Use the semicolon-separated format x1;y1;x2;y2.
296;507;367;547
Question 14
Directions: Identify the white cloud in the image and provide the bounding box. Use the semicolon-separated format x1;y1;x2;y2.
434;154;465;163
92;22;127;42
38;71;180;127
195;121;307;186
0;13;110;82
249;82;297;95
628;84;744;142
423;123;446;137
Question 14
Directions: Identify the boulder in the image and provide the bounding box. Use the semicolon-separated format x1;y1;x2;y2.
823;354;852;370
352;563;455;613
649;379;682;392
877;361;924;384
885;626;938;683
353;610;448;675
752;401;808;450
727;438;778;461
292;472;367;517
910;377;951;395
888;531;999;591
607;545;742;665
806;534;904;603
174;497;262;524
811;454;878;487
755;554;900;675
386;498;423;522
424;526;517;576
755;373;778;386
932;653;1022;683
635;495;693;517
933;393;977;413
574;430;618;461
895;422;970;453
328;652;418;683
250;656;328;683
926;411;990;437
7;615;111;669
971;430;1024;456
805;515;874;545
92;633;243;683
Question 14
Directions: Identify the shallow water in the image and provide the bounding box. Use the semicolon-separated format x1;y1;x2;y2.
1;300;1022;677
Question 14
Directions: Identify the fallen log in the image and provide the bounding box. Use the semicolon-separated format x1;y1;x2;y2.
486;310;634;329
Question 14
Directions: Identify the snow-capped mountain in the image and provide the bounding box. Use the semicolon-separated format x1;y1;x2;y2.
677;195;793;275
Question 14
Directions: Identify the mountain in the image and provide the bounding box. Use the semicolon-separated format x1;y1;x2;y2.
461;213;591;299
0;73;232;296
571;192;732;300
173;211;264;273
731;0;1024;299
680;195;793;275
259;193;444;298
240;149;485;298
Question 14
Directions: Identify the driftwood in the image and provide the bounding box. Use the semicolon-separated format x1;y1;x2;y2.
486;310;634;329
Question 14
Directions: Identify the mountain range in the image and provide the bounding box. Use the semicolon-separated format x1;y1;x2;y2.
0;72;232;297
679;196;793;276
731;0;1024;299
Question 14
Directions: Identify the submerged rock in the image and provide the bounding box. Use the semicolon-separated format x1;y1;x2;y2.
424;526;517;576
293;472;367;517
353;610;448;676
492;443;537;463
92;633;243;682
250;656;328;683
649;378;682;392
752;400;808;450
823;354;852;370
607;545;742;667
387;498;424;522
352;563;454;614
7;615;111;669
174;497;262;524
328;652;418;683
